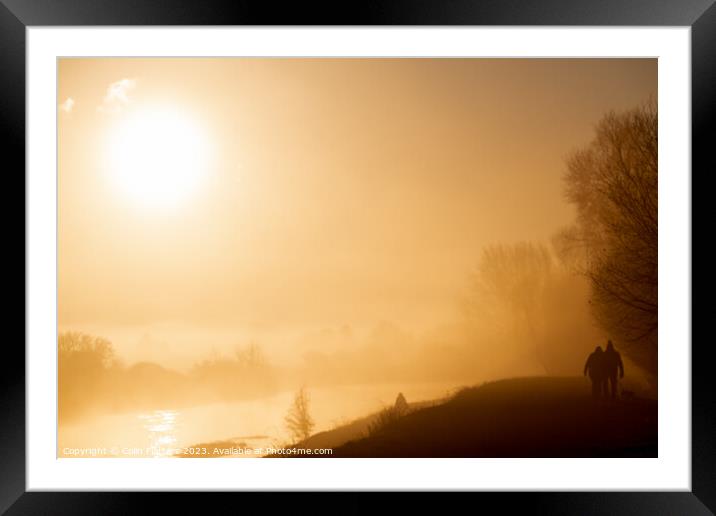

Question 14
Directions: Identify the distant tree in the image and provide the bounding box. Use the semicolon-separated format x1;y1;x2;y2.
560;102;658;375
284;386;315;443
234;342;266;370
58;331;115;367
58;331;117;421
466;242;553;370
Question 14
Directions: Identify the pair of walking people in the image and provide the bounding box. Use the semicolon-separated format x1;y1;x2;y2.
584;340;624;399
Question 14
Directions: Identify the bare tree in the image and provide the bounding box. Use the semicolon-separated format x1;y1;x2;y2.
284;386;315;444
561;101;658;375
234;342;266;370
466;242;553;370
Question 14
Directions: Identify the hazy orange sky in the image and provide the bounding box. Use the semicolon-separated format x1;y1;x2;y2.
58;58;656;368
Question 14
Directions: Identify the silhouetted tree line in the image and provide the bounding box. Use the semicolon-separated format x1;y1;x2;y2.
190;342;273;398
58;332;276;423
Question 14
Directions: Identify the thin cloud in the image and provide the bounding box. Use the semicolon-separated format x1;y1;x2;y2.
59;97;75;113
98;78;137;114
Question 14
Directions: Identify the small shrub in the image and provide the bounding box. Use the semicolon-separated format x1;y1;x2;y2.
366;406;402;437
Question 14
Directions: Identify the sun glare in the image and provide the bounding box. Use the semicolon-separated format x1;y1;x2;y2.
105;106;210;209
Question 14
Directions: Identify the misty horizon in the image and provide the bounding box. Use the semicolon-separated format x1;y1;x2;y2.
59;58;656;371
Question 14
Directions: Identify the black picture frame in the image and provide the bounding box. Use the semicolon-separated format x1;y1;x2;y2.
3;0;708;513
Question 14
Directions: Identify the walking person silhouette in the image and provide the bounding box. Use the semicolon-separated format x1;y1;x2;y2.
603;340;624;400
583;346;606;399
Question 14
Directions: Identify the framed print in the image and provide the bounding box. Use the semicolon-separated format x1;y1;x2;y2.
4;0;710;512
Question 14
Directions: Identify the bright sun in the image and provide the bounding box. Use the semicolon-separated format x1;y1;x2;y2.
106;106;210;209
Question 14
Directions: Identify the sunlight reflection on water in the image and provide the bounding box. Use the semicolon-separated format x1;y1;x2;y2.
59;382;462;458
139;409;179;457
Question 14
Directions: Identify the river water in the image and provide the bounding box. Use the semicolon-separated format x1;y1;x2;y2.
58;381;462;458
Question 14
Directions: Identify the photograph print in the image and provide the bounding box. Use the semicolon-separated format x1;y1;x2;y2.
57;57;658;459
